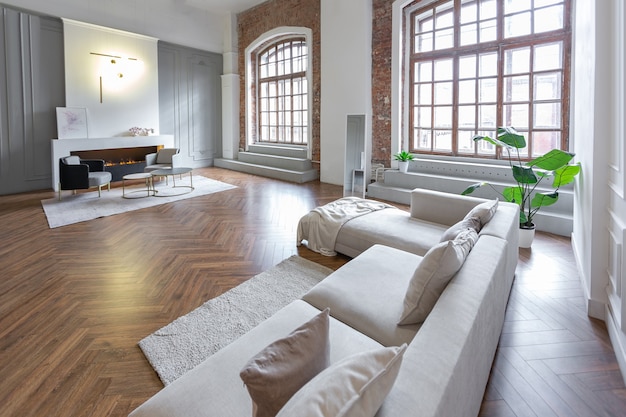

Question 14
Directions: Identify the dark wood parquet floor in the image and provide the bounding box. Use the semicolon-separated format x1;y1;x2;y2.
0;167;624;417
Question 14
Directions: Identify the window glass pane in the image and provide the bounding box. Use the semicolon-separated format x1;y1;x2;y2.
535;5;563;33
418;106;432;127
459;55;477;78
417;13;433;31
459;105;476;128
505;12;532;38
504;75;530;102
535;0;562;7
504;47;530;75
434;82;453;104
534;42;562;71
480;0;497;19
416;62;432;82
503;104;529;127
435;7;453;28
534;102;561;128
415;128;432;149
479;104;496;128
505;0;531;14
479;78;497;102
419;84;432;104
479;53;497;77
534;73;561;100
435;28;454;50
460;23;478;46
417;33;433;53
479;19;497;42
459;80;476;103
477;131;496;154
434;59;453;80
434;130;453;151
460;1;477;24
458;131;476;153
532;131;560;156
434;106;452;128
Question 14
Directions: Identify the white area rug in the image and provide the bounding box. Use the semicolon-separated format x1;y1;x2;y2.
41;175;236;228
139;255;332;386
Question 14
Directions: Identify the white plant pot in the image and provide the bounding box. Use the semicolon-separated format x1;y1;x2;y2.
398;161;409;173
519;226;536;248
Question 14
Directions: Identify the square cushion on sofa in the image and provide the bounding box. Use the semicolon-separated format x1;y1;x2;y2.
302;244;422;347
240;308;330;417
276;344;407;417
398;229;478;325
463;199;498;228
439;217;481;242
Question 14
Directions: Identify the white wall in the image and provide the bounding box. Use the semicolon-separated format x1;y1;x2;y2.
1;0;224;53
63;20;160;138
572;0;626;381
320;0;373;185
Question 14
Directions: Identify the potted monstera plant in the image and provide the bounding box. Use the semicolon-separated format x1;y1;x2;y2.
461;127;581;248
394;150;414;173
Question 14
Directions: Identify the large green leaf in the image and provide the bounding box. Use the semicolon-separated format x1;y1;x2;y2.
528;149;574;170
531;192;558;208
461;182;485;195
512;165;537;184
497;127;526;148
502;186;523;204
552;163;581;187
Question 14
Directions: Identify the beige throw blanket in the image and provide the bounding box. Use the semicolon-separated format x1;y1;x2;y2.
297;197;396;256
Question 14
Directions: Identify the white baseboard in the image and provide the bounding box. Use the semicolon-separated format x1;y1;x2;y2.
605;305;626;386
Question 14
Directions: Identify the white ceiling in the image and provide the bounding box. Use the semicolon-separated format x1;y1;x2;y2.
172;0;268;14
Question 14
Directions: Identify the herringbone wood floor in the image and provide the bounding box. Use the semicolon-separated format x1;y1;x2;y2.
1;167;624;417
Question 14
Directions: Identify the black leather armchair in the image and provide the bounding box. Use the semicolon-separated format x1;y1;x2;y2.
58;155;112;200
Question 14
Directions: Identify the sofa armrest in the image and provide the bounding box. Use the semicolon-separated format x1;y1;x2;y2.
171;153;183;169
145;152;157;166
409;188;488;226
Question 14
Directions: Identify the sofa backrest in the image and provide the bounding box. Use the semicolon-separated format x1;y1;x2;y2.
376;235;512;417
410;188;487;226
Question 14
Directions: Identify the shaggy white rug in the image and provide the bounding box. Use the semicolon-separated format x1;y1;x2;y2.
139;255;332;386
41;175;236;228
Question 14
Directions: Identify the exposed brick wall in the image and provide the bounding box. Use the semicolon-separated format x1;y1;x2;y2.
371;0;394;167
237;0;321;164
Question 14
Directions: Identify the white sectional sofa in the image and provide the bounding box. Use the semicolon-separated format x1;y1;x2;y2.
130;189;519;417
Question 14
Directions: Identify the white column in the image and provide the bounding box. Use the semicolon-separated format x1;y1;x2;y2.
221;14;240;160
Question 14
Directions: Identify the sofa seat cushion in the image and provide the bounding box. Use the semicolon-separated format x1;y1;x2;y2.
335;210;446;258
129;300;383;417
302;245;422;347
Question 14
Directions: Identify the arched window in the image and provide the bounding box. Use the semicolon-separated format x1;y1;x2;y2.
257;38;308;145
405;0;571;159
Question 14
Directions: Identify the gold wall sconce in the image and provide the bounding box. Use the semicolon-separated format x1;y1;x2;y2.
90;52;139;103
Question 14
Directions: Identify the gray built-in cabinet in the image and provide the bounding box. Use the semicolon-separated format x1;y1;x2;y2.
0;5;223;196
0;8;65;195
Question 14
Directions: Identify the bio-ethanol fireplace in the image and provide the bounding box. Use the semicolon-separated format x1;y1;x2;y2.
71;146;161;181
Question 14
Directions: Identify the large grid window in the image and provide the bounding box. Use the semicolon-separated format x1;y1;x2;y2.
409;0;570;159
258;39;308;145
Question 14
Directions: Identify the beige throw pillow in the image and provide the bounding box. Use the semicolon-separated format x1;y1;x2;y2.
463;199;498;227
398;229;478;325
240;308;331;417
275;344;407;417
439;216;481;242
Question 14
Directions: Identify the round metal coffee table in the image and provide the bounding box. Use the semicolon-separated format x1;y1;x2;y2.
151;167;194;196
122;172;154;198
